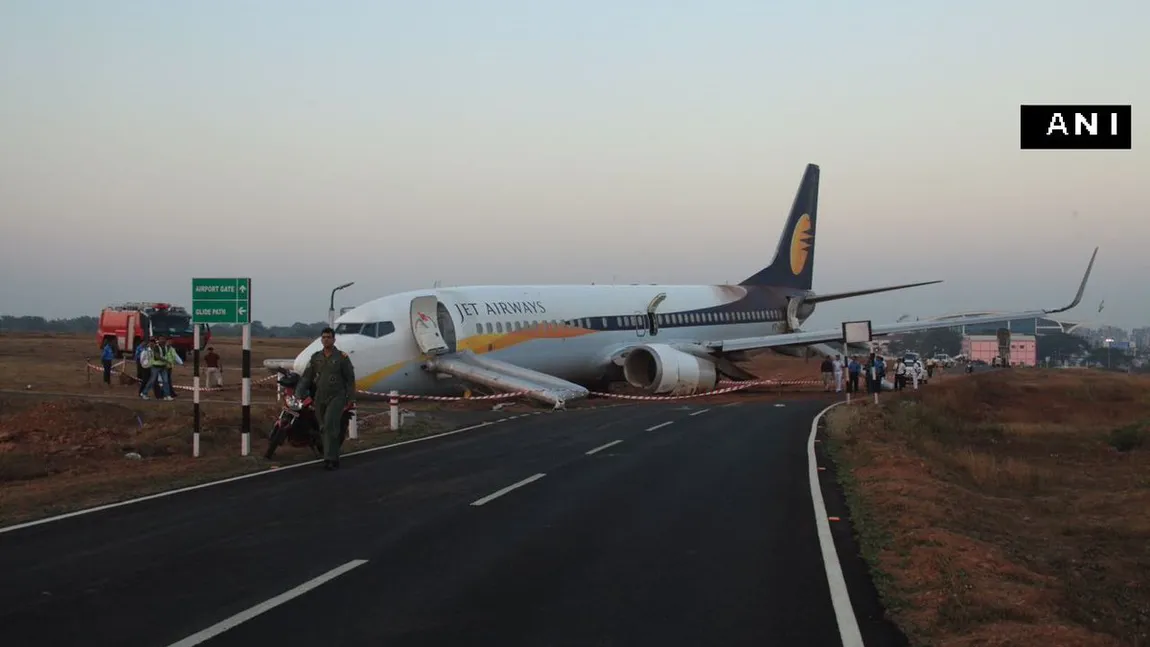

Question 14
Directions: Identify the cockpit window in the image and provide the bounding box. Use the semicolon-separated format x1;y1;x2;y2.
335;322;364;335
366;321;395;338
336;321;396;338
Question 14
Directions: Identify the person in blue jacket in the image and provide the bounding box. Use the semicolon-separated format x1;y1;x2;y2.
101;340;115;385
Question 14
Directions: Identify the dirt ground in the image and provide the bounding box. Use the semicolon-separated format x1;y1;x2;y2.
0;333;833;527
0;332;305;401
824;368;1150;647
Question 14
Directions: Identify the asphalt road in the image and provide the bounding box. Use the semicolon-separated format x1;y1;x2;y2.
0;398;901;647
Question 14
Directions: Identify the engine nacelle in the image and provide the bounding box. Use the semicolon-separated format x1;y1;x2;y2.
622;343;719;395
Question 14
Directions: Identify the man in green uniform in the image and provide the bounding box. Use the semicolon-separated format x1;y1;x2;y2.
297;326;356;470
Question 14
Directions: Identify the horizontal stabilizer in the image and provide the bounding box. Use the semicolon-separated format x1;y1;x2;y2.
804;280;942;304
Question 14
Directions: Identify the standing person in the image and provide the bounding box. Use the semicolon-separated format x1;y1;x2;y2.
204;346;223;388
865;353;877;393
820;356;833;391
136;340;152;396
847;356;861;393
146;338;175;401
895;359;907;390
832;354;844;393
296;327;357;470
101;340;115;386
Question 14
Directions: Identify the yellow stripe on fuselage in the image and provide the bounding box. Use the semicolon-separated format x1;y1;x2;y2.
355;324;596;391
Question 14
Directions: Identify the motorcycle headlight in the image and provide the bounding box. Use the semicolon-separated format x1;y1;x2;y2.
285;395;302;411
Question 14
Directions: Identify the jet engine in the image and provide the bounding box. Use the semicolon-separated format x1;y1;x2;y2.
622;343;719;395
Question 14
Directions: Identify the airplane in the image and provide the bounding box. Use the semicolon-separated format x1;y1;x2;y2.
275;163;1097;407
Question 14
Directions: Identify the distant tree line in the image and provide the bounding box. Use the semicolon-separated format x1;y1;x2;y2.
0;315;327;339
208;321;329;338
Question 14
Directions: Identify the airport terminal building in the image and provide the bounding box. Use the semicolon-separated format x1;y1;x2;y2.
919;312;1094;367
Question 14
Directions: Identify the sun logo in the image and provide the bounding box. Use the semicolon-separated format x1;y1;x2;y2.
789;214;813;275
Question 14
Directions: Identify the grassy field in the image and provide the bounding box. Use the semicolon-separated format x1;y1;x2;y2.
0;388;514;527
824;368;1150;647
0;331;308;401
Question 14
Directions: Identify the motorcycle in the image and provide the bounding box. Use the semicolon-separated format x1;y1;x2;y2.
265;367;356;460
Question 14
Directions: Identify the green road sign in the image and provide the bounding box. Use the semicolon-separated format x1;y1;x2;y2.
192;278;251;324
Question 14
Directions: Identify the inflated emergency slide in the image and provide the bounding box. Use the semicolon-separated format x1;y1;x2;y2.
422;350;589;408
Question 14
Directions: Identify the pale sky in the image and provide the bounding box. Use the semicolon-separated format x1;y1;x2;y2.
2;0;1147;330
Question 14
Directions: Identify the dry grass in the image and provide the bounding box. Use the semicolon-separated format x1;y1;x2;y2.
0;332;307;400
824;368;1150;647
0;392;466;527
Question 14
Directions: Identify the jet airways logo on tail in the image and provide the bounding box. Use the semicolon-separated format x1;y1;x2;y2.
789;213;813;275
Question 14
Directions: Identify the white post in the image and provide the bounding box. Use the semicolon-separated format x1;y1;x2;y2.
871;366;879;405
389;390;400;431
348;409;358;440
842;342;850;403
241;323;251;456
193;324;201;458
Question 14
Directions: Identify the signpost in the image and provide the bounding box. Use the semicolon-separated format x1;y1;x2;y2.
192;278;253;457
192;278;251;324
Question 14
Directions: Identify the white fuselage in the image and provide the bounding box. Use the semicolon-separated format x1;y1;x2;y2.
293;284;812;396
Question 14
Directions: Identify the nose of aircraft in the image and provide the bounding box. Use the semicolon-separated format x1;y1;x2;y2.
292;333;367;374
292;338;323;373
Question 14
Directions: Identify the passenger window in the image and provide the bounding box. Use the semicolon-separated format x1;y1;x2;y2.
476;323;483;334
496;322;503;333
486;322;493;333
514;321;522;330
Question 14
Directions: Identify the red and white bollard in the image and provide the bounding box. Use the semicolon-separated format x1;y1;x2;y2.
389;390;400;431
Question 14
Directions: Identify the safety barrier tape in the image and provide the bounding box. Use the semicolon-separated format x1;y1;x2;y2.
86;362;278;392
86;362;820;403
355;388;531;402
354;377;820;403
587;378;821;401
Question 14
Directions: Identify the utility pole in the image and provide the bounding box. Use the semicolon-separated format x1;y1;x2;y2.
329;282;355;326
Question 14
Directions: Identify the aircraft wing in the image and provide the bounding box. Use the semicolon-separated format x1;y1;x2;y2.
705;247;1098;354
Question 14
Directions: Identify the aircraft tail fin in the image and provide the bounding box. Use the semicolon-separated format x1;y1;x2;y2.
739;163;819;290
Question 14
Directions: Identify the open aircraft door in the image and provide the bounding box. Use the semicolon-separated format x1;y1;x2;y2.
785;297;803;333
410;295;450;355
646;292;666;336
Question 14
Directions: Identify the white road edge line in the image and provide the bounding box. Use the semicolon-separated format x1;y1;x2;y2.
0;420;503;536
165;559;369;647
585;439;623;455
688;408;711;417
470;473;547;506
809;402;864;647
646;421;673;431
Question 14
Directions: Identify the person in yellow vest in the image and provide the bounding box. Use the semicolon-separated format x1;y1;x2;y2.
144;337;178;400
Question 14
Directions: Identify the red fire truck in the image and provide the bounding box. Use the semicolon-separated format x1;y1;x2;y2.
96;302;209;361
